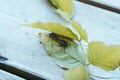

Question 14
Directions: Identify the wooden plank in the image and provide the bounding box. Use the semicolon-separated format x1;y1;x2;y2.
0;0;120;80
0;70;25;80
73;1;120;46
91;0;120;9
0;0;65;80
0;61;45;80
79;0;120;14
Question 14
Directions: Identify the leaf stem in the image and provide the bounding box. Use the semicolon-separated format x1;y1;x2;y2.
66;53;86;65
79;41;87;64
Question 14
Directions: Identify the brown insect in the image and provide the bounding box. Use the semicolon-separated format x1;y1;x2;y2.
49;33;68;48
39;33;70;53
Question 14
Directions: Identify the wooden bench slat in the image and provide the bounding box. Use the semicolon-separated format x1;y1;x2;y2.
0;61;46;80
91;0;120;9
0;0;120;80
78;0;120;14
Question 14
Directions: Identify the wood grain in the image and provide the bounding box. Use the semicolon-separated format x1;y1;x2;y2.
0;0;120;80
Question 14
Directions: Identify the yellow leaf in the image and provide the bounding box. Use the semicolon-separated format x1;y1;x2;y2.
55;9;71;22
64;66;90;80
40;33;85;69
88;41;120;71
70;21;88;41
30;22;78;40
51;0;74;17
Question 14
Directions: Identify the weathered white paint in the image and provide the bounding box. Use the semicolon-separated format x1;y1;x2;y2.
0;70;25;80
91;0;120;9
0;0;65;80
0;0;120;80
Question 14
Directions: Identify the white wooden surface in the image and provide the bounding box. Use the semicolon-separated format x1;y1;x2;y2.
0;0;120;80
91;0;120;9
0;0;64;80
0;70;25;80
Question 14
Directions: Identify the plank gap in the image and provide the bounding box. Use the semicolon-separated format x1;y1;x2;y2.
0;63;45;80
78;0;120;14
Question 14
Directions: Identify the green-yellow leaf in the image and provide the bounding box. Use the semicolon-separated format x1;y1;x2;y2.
70;21;88;41
64;66;90;80
88;41;120;71
40;33;85;69
51;0;74;17
29;22;78;40
55;9;71;22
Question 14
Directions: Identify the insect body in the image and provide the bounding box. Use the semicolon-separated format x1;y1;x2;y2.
49;33;59;41
49;33;68;48
58;40;67;48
